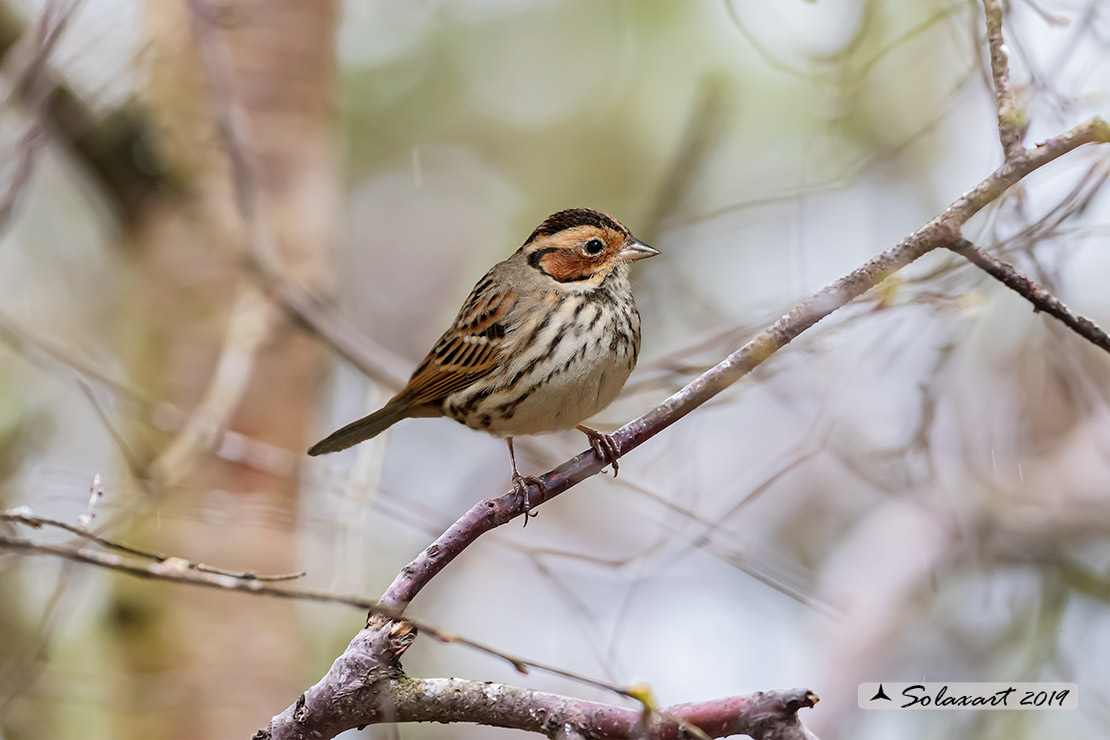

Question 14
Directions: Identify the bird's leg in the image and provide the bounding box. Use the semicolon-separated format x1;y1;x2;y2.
576;425;620;477
506;437;542;523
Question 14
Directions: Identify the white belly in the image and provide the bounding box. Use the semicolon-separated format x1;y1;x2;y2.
489;339;634;435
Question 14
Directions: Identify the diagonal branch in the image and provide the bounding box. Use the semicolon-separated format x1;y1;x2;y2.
947;237;1110;352
380;116;1110;612
377;225;937;609
146;285;276;485
982;0;1025;158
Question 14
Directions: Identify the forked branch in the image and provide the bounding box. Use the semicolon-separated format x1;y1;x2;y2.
261;616;818;740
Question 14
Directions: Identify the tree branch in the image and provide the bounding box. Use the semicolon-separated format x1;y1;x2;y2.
379;116;1110;612
2;507;305;581
260;617;818;740
0;529;635;698
146;285;277;485
946;237;1110;352
981;0;1024;158
379;681;818;740
1;486;822;737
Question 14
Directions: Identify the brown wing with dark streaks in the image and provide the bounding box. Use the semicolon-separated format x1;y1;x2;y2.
399;281;513;408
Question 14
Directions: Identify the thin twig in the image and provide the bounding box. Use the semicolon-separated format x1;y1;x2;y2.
77;472;103;528
644;76;729;236
75;378;144;475
0;531;636;698
982;0;1025;158
0;314;294;478
0;310;158;408
2;508;306;581
947;237;1110;352
0;560;77;715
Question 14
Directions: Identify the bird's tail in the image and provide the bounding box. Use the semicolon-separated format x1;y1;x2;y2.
307;400;410;455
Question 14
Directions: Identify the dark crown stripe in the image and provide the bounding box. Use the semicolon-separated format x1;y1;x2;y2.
523;208;627;246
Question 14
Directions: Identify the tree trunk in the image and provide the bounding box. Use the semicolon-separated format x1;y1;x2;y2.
113;2;338;737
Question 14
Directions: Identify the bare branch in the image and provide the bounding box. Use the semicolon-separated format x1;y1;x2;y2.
373;681;819;740
2;508;305;581
261;618;819;740
380;115;1110;612
0;312;296;479
147;286;276;485
269;284;410;389
947;237;1110;352
0;531;635;699
0;533;353;597
941;117;1109;217
6;510;816;740
982;0;1025;158
76;471;103;527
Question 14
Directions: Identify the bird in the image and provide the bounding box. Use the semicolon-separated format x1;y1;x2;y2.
308;208;659;513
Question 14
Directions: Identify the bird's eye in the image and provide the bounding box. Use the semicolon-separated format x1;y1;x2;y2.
584;238;605;255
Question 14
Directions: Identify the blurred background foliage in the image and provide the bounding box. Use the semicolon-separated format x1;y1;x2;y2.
0;0;1108;739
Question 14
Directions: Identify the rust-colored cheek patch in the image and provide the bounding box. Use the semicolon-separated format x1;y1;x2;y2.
539;250;597;282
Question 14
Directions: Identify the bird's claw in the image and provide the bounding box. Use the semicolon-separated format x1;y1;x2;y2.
581;427;620;477
512;473;545;526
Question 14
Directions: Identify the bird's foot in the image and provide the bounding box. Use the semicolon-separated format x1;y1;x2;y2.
512;473;545;526
577;425;620;477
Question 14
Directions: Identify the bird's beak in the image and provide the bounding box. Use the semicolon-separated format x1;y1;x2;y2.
617;240;660;262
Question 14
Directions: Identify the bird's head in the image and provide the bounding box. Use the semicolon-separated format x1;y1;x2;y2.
520;208;658;287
